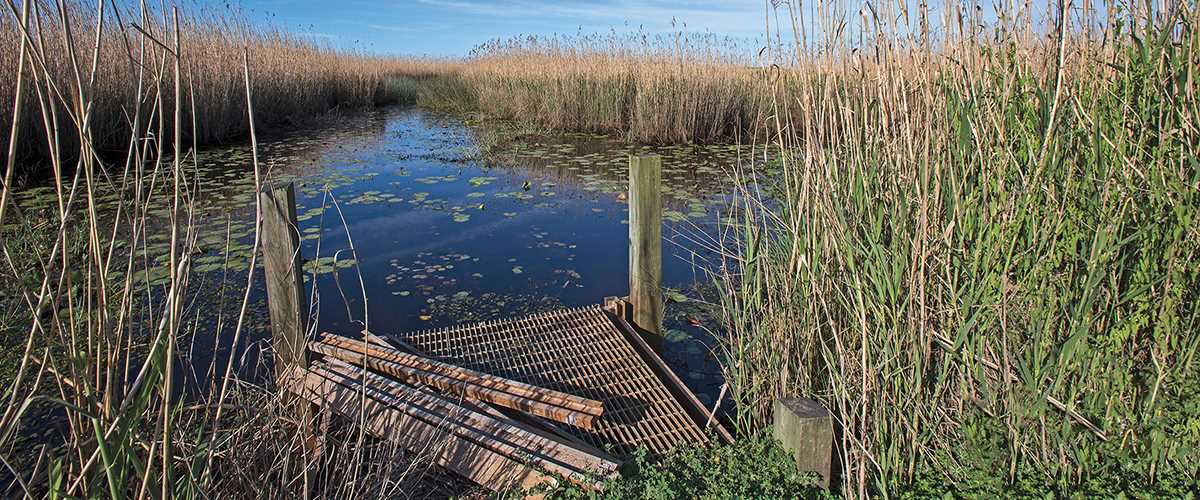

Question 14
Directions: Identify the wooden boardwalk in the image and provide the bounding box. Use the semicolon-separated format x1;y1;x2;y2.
264;155;733;493
284;297;730;493
384;297;732;456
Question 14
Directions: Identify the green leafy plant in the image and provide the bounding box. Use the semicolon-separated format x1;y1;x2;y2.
535;433;824;499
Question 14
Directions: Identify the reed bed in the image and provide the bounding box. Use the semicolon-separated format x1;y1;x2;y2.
0;1;455;497
714;0;1200;497
3;0;1197;496
0;0;423;174
410;32;773;144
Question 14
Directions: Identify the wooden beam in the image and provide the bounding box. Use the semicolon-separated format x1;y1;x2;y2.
456;396;619;472
316;333;602;416
321;360;619;479
628;155;663;337
310;340;598;429
283;364;558;493
260;183;307;380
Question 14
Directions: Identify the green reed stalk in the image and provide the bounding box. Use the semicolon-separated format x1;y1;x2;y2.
715;1;1200;497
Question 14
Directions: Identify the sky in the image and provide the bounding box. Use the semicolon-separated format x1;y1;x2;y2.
234;0;770;56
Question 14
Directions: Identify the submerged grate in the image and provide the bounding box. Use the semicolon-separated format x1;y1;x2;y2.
391;304;712;456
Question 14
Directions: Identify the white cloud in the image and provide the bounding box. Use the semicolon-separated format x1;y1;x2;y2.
368;23;417;32
412;0;767;36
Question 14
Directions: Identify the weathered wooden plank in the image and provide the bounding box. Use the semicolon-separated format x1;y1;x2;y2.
455;396;619;472
366;332;621;472
628;155;663;337
320;360;619;479
283;364;560;493
316;333;603;416
311;340;598;430
260;183;307;381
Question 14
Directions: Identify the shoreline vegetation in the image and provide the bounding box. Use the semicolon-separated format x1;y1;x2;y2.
403;20;1199;497
1;0;1197;497
0;0;415;179
404;32;770;145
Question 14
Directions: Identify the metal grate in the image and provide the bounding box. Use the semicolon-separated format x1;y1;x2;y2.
391;304;713;457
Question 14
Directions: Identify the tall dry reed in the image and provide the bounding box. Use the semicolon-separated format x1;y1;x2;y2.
410;31;773;144
0;0;419;175
0;1;449;496
716;0;1199;496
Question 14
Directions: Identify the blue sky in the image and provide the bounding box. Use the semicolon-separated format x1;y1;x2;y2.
236;0;771;56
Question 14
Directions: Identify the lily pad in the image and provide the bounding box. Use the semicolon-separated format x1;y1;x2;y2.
666;290;689;303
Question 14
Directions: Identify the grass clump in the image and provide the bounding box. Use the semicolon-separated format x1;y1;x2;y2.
376;76;423;105
601;435;822;499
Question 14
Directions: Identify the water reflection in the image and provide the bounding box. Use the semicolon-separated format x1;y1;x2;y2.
11;106;742;406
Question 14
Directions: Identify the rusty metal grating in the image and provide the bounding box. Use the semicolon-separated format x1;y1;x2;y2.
390;303;714;456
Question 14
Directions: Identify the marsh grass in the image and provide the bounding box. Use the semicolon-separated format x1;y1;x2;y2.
3;0;1198;496
0;0;419;174
0;1;452;497
402;32;771;144
712;0;1200;497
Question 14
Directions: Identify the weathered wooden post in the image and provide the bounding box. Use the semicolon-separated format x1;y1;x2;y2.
260;182;323;478
628;154;662;338
259;182;308;381
773;397;834;489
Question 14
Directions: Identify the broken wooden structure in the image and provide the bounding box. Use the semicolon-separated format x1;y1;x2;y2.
260;155;732;494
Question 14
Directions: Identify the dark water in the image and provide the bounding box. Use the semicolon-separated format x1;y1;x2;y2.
11;106;743;407
292;108;738;406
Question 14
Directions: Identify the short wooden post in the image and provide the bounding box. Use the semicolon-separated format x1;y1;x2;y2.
628;154;663;338
772;397;833;489
259;182;308;381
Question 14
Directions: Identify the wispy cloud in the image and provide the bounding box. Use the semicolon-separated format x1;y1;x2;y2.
412;0;764;35
243;0;769;55
367;23;416;32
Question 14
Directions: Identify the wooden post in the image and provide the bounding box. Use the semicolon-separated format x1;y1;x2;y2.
772;397;833;489
628;154;662;337
259;182;308;381
259;182;323;490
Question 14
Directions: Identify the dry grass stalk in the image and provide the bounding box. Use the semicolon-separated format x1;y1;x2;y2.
713;0;1199;496
0;1;458;497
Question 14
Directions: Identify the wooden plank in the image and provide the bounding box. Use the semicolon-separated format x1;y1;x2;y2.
319;362;604;486
282;364;559;493
367;332;621;471
260;183;307;381
311;340;598;430
628;155;663;337
321;360;619;480
316;333;603;416
457;397;618;470
336;332;602;415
